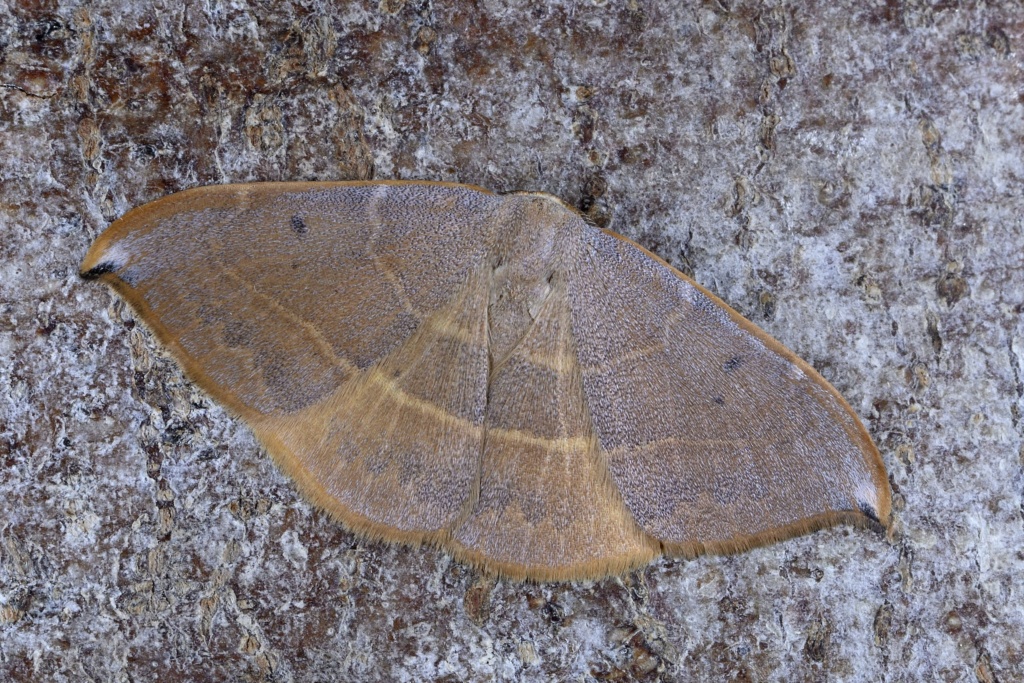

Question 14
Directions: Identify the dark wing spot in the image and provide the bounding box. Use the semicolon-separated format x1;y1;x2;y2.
197;304;221;324
291;215;308;236
713;396;725;406
723;355;744;372
256;352;342;413
222;321;256;348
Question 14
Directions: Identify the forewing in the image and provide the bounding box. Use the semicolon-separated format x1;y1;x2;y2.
566;227;890;553
82;182;501;537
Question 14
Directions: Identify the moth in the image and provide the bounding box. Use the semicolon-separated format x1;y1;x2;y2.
81;181;891;581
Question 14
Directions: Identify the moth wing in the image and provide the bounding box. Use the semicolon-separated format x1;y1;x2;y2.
566;228;891;554
81;182;501;540
448;278;659;580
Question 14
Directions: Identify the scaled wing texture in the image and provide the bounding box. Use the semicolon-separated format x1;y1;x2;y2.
81;181;891;581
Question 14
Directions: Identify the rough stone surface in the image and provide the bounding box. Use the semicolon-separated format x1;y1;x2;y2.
1;1;1022;681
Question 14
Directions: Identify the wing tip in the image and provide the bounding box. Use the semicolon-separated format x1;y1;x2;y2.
855;470;893;531
858;500;887;529
80;260;117;280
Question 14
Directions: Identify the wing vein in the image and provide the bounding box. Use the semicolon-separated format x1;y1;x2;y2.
220;265;357;373
445;265;491;539
365;218;418;316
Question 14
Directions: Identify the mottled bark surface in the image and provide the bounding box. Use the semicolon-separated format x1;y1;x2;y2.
1;1;1021;681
